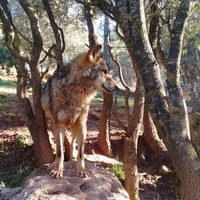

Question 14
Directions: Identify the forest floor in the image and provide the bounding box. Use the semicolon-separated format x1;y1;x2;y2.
0;75;181;200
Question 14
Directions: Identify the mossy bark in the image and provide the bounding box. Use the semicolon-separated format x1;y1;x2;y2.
87;0;200;199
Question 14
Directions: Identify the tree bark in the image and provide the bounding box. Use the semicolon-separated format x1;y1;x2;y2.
164;0;200;198
0;0;54;166
98;15;114;157
17;0;54;165
123;0;200;199
143;0;167;156
84;2;98;47
98;92;113;157
124;79;144;200
85;0;200;199
143;100;167;156
148;0;159;58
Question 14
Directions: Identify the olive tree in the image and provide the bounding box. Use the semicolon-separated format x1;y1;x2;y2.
76;0;200;199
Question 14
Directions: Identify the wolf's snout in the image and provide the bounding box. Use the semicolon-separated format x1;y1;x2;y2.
114;85;120;91
102;83;120;93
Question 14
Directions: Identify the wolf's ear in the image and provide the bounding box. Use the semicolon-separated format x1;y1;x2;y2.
87;45;102;62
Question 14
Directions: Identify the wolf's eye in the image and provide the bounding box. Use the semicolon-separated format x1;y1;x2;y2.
102;69;108;74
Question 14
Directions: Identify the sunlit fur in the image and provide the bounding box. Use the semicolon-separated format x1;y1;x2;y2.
41;45;118;178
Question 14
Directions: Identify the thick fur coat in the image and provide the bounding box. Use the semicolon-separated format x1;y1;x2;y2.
41;45;118;178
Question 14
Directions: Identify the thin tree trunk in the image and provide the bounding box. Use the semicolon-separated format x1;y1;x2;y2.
84;2;98;47
98;92;113;157
98;15;113;157
18;0;54;165
124;79;144;200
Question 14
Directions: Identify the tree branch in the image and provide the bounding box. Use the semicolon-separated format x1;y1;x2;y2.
41;0;64;68
58;26;65;53
12;25;33;45
40;44;56;63
157;24;168;67
75;0;117;21
112;96;127;131
108;43;131;122
0;2;30;63
18;0;43;63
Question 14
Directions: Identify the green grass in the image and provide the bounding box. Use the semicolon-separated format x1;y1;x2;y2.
110;164;125;180
0;93;16;110
0;164;32;188
0;79;16;90
94;92;103;101
116;96;134;108
13;131;32;148
0;79;36;188
94;92;134;108
0;132;36;188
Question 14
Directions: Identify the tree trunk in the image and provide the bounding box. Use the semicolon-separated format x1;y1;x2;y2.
18;0;54;165
148;0;159;58
124;79;144;200
127;0;200;198
0;0;54;166
98;15;114;157
84;7;114;157
98;92;113;157
84;3;98;47
86;0;200;198
143;100;167;156
15;59;54;165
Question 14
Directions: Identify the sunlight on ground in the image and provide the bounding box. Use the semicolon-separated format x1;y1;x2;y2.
0;87;16;94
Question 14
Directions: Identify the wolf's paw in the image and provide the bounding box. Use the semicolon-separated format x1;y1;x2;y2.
49;168;63;179
70;157;76;161
78;170;88;178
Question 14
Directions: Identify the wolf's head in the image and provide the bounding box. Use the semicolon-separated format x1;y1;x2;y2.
84;45;119;94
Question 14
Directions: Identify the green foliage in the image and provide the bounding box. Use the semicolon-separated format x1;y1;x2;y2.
0;79;16;90
0;164;32;188
0;39;14;68
0;79;16;109
0;93;16;110
116;94;134;108
0;78;35;188
0;132;35;188
13;132;32;148
94;92;103;101
110;164;125;180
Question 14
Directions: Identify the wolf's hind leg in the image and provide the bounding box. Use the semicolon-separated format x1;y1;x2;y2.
50;123;65;178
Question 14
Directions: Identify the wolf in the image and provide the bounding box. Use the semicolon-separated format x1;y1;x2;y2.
41;45;119;178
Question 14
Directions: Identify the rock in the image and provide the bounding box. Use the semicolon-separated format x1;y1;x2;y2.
0;161;129;200
85;153;123;168
0;185;21;200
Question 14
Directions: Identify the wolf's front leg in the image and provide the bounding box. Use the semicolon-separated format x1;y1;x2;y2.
77;131;88;178
50;124;65;178
70;134;77;161
71;121;88;178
